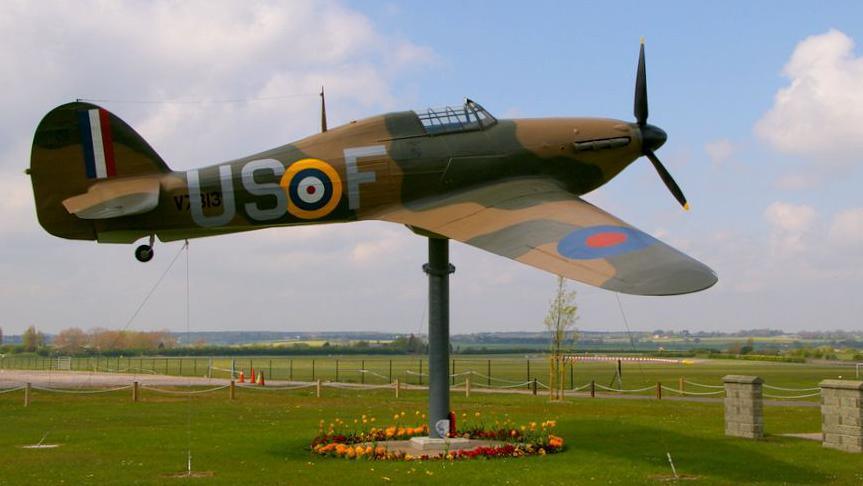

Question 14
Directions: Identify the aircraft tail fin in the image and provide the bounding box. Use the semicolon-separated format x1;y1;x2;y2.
30;101;171;240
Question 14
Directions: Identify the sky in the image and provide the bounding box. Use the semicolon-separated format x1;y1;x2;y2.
1;1;862;335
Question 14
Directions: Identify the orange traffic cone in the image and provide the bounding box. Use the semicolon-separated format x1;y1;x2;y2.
257;371;265;386
238;371;245;383
250;367;256;384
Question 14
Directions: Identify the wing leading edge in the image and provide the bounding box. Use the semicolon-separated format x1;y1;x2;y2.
372;178;717;296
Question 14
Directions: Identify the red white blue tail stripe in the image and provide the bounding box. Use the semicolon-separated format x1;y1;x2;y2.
77;108;116;179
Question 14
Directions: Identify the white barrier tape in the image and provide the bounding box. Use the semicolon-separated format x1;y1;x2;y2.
31;385;132;394
763;384;820;392
567;355;683;364
346;369;391;380
0;386;26;394
684;381;724;389
98;368;158;375
140;385;228;395
764;392;821;399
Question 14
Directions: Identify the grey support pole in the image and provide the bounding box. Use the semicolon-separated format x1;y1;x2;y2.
424;237;455;439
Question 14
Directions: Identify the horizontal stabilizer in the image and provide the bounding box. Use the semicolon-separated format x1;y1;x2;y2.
62;177;160;220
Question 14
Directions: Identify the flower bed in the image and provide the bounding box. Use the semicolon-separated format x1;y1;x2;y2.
310;411;564;461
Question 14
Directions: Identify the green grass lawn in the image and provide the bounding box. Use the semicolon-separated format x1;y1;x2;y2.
1;386;861;485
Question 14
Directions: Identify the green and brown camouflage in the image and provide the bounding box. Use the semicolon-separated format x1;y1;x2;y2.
28;46;717;296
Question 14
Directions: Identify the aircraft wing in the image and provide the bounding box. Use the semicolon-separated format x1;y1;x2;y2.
372;178;717;296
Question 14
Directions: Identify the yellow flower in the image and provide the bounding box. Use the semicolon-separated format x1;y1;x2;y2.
475;412;481;417
393;414;400;421
371;417;376;423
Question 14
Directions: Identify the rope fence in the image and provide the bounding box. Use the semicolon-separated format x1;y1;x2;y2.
0;376;834;406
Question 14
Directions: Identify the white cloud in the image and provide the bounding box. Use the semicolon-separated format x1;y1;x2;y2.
828;208;863;248
704;139;735;166
764;201;817;256
755;29;863;165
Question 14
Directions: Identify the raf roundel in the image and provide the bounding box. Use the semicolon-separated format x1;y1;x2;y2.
556;225;655;260
280;158;343;219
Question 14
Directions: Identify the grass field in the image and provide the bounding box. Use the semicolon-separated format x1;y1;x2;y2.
1;382;862;485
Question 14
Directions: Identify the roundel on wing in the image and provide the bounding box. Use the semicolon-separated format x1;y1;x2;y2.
280;158;342;219
557;225;653;260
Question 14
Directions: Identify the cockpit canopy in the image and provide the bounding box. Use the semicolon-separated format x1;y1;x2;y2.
415;99;497;135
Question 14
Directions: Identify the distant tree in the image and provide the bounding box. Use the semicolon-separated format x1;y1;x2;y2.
544;276;578;400
21;325;45;352
53;327;87;354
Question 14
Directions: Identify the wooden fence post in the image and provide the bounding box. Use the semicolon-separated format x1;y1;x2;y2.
590;380;595;398
395;378;400;398
132;381;139;402
24;383;31;407
465;377;471;398
526;360;531;390
656;382;662;400
316;379;321;398
229;380;236;400
532;378;538;396
679;377;684;394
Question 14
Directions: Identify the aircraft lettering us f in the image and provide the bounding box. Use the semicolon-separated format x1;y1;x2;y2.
29;44;717;296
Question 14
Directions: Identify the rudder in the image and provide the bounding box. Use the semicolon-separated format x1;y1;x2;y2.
30;102;170;240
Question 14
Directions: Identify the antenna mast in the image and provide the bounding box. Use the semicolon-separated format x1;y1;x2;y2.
320;86;328;133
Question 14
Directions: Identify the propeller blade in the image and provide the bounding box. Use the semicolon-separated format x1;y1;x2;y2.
645;150;689;210
634;40;648;126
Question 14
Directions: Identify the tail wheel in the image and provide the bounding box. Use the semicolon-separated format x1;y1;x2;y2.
134;244;154;263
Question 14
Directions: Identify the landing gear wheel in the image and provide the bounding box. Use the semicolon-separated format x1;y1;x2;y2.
134;245;154;263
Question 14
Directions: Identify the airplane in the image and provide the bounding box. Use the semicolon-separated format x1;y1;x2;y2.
28;43;717;296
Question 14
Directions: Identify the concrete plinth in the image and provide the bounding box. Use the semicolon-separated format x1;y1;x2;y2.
723;375;763;439
409;436;471;451
820;380;863;453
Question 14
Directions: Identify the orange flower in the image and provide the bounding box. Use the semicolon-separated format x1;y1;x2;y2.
548;435;564;448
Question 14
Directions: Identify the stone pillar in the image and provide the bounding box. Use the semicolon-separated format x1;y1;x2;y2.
820;380;863;453
723;375;763;439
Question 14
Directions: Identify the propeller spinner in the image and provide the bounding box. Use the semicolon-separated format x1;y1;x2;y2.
634;40;689;211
